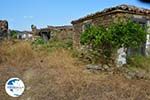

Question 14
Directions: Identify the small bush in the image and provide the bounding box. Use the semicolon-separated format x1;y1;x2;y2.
32;37;45;45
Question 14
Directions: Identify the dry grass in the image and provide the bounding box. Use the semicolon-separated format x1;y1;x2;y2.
0;41;34;65
1;41;150;100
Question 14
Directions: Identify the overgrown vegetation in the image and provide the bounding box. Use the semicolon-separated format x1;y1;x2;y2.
80;19;148;64
32;37;45;45
0;19;149;99
32;37;73;52
1;41;150;100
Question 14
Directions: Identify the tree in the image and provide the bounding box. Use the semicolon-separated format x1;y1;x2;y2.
10;30;18;39
80;19;148;64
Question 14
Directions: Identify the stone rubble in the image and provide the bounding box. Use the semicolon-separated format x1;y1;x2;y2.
86;64;114;72
86;64;150;80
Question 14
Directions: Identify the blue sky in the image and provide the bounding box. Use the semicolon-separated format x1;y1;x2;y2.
0;0;149;31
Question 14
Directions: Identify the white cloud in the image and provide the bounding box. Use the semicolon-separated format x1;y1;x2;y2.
23;16;34;19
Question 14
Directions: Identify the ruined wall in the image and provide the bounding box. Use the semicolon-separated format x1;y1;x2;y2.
72;23;83;49
0;20;8;39
32;25;74;42
50;26;74;41
31;25;38;35
39;26;74;41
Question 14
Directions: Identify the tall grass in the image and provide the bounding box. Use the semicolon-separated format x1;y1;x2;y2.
0;41;35;67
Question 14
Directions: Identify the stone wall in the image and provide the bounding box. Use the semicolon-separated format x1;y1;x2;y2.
0;20;8;39
145;21;150;56
72;12;150;49
31;25;38;35
72;12;119;48
48;26;74;40
32;25;74;41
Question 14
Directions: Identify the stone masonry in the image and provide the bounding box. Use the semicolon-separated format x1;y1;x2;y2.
0;20;8;39
32;25;74;41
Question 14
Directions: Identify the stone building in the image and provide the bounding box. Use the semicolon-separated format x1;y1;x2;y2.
47;25;73;40
32;25;74;42
0;20;8;40
71;4;150;54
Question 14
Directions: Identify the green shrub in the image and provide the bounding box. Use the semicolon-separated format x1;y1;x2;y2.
80;19;148;64
32;37;45;45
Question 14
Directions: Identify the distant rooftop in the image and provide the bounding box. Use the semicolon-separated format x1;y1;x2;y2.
38;25;73;32
47;25;73;30
71;4;150;24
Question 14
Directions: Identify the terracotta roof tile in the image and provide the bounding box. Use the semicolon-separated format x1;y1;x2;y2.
71;4;150;24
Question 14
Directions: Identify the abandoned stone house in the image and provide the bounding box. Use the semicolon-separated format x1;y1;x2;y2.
0;20;8;40
71;4;150;55
31;25;74;42
47;25;73;40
